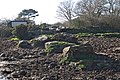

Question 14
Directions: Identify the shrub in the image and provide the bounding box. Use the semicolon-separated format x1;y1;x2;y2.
0;26;12;38
28;25;41;37
12;24;30;40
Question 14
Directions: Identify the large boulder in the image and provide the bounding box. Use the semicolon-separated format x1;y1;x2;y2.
52;33;78;43
62;42;95;61
17;40;32;48
30;35;49;48
45;41;75;53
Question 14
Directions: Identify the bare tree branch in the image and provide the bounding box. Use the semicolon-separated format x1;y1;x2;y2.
56;0;75;27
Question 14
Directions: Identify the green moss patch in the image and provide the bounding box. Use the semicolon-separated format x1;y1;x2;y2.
45;41;75;54
10;37;20;41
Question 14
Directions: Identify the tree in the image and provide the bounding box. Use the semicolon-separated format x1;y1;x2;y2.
74;0;120;27
75;0;120;17
0;18;11;27
57;0;75;27
104;0;120;16
74;0;106;26
75;0;104;17
17;9;39;21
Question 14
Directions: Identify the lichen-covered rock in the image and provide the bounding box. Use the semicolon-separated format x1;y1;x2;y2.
30;35;49;48
62;43;95;61
45;41;75;53
34;35;48;41
17;40;32;48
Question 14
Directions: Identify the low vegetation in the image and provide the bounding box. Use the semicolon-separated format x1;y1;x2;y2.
75;32;120;38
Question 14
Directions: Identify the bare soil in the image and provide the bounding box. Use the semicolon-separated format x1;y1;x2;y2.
0;37;120;80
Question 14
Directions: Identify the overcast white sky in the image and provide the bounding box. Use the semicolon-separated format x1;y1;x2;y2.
0;0;78;24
